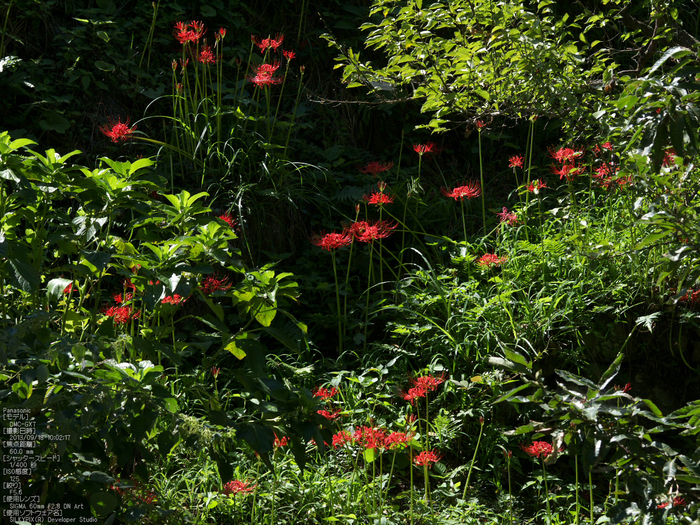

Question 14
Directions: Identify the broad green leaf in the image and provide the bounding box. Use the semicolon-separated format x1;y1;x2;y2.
90;491;119;516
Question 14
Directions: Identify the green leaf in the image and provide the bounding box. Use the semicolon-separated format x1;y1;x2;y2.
90;491;119;516
47;278;74;301
225;339;247;360
8;258;41;293
95;60;115;72
648;46;693;76
642;398;664;418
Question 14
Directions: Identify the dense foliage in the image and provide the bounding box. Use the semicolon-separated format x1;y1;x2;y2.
2;0;700;523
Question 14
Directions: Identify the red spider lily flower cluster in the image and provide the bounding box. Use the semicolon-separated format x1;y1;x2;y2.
520;441;555;458
363;189;395;206
348;220;397;243
497;207;518;226
273;434;288;448
614;383;631;393
401;373;445;404
311;231;353;251
592;142;613;155
221;480;256;496
317;409;342;420
200;273;232;294
100;117;137;143
162;294;186;305
113;292;133;306
663;148;677;167
198;44;216;64
102;305;141;325
527;179;548;193
509;155;524;168
174;20;207;44
283;49;296;61
312;386;339;400
248;61;283;87
110;478;156;505
478;253;507;268
413;142;440;156
413;450;442;467
252;33;284;52
401;386;427;405
678;288;700;305
216;28;227;41
359;161;394;176
218;213;237;228
475;120;487;129
657;496;686;509
353;426;387;450
384;431;414;449
211;366;220;379
594;163;630;190
332;430;353;449
441;181;481;201
63;282;75;294
549;147;584;181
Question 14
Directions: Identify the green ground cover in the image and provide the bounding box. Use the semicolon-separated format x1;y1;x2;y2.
2;0;700;523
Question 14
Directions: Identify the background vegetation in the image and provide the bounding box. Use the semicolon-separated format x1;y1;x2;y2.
2;0;700;523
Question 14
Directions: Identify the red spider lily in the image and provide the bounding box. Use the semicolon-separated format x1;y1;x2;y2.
401;385;427;405
100;117;137;143
102;305;140;325
63;282;75;294
413;142;439;155
497;207;518;226
216;28;227;41
218;213;237;228
614;383;631;393
332;430;353;448
678;288;700;305
520;441;554;458
312;386;338;400
411;373;446;393
413;450;442;467
663;148;677;167
311;231;353;251
441;181;481;201
363;190;395;206
113;292;133;305
200;274;232;294
273;434;288;447
358;161;394;176
317;409;342;421
549;147;582;163
198;45;216;64
347;220;397;243
592;142;613;155
527;179;548;193
385;431;414;449
211;367;220;379
503;450;513;458
551;162;583;181
162;294;185;305
477;253;506;268
248;62;283;87
269;34;284;51
252;34;284;52
283;49;296;61
353;426;387;450
475;120;487;129
174;20;207;44
509;155;524;168
179;58;189;70
657;496;686;509
222;480;256;496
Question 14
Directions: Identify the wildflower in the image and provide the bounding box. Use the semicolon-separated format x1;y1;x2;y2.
216;28;227;41
162;294;185;305
657;496;685;509
113;292;133;305
222;480;256;496
218;213;237;228
413;450;442;467
317;409;342;420
593;142;613;155
359;161;393;176
477;253;506;268
441;181;482;201
413;142;439;155
401;385;427;405
198;44;216;64
174;20;206;44
549;147;582;163
503;450;513;458
63;282;75;294
497;207;518;226
353;426;387;450
252;35;271;51
248;62;283;87
179;58;189;70
527;179;547;194
509;155;524;168
200;273;232;294
363;188;395;206
211;367;220;378
348;220;397;243
100;117;137;143
311;231;353;251
385;431;414;449
663;148;677;167
614;383;631;393
312;386;338;400
269;34;284;51
332;430;353;448
475;120;487;129
102;305;140;325
551;162;583;181
411;373;446;393
520;441;554;458
283;49;296;61
273;434;288;448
